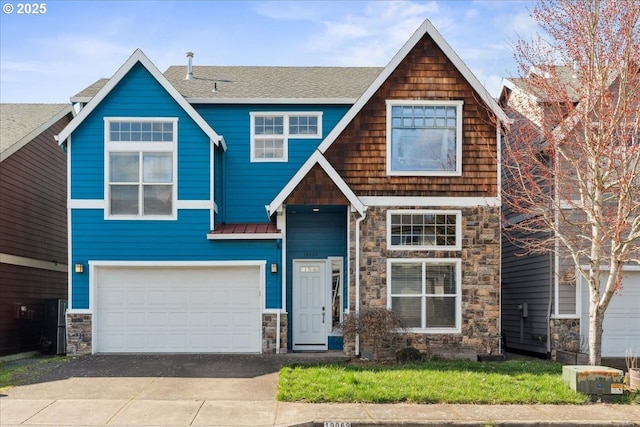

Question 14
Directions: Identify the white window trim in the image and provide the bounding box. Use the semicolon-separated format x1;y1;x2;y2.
387;209;462;251
104;117;178;220
386;100;463;177
386;258;462;333
250;112;323;163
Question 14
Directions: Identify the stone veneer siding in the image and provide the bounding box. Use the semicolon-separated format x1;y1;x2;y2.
262;313;288;354
550;318;583;356
348;205;501;359
66;313;92;355
66;313;286;355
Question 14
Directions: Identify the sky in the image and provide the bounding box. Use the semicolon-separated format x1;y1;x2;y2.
0;0;540;104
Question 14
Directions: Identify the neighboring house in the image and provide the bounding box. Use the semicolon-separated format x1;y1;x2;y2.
56;20;508;357
0;103;73;356
499;67;640;359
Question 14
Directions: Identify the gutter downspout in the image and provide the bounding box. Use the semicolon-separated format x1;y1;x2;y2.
276;311;281;354
354;208;367;356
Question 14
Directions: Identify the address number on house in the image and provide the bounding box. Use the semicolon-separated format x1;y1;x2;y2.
324;423;351;427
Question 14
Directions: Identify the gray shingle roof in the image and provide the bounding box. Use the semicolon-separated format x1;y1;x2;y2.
71;78;110;100
508;65;580;102
164;66;383;100
72;67;383;102
0;103;70;156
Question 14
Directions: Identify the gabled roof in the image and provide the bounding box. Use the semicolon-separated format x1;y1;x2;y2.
502;65;581;104
1;103;72;162
70;78;109;103
269;19;507;213
164;66;382;103
267;150;364;216
56;49;222;147
318;19;509;154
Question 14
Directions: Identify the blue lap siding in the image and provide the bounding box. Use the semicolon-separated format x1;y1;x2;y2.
68;62;349;317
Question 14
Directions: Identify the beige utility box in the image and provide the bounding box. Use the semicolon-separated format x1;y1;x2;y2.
562;365;623;395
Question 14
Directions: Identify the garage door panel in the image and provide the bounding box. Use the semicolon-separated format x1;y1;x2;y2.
582;271;640;357
233;311;259;328
96;266;261;353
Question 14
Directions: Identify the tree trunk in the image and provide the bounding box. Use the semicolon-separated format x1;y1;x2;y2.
588;302;604;366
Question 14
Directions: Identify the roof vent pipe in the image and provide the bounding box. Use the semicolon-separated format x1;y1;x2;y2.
186;52;194;80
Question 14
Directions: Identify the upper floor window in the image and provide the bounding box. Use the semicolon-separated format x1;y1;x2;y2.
387;210;461;250
104;118;177;220
386;100;463;176
250;112;322;162
387;259;461;333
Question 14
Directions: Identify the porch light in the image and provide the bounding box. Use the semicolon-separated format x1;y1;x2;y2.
74;263;84;274
270;263;278;273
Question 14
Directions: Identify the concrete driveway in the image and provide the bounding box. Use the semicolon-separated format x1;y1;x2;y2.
0;354;305;426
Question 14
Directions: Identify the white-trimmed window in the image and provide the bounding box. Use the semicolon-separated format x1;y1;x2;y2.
386;100;463;176
387;259;461;333
105;118;177;219
388;210;461;250
250;112;322;162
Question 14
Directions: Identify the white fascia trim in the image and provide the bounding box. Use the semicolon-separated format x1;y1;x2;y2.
0;253;68;272
207;232;283;240
359;196;501;207
1;105;72;162
501;78;516;91
186;98;356;105
176;200;213;210
70;199;215;210
70;199;105;209
67;308;92;314
267;150;364;216
55;49;222;147
218;135;228;152
579;263;640;272
90;260;267;268
317;19;507;155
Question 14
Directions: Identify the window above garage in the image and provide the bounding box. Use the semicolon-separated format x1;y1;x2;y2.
104;117;178;220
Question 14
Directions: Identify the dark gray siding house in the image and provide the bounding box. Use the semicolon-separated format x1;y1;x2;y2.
0;103;72;356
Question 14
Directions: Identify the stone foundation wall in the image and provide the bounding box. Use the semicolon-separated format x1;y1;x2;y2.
66;313;92;355
550;318;584;362
262;313;288;354
348;205;501;359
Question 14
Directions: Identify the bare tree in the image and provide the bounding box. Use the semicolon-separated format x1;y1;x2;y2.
501;0;639;365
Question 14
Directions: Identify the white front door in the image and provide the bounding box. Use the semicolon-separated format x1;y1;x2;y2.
293;260;328;351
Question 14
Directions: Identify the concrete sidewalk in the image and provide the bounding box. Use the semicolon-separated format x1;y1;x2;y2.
1;354;639;426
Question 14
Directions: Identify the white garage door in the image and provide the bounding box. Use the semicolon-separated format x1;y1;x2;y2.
581;270;640;357
95;265;261;353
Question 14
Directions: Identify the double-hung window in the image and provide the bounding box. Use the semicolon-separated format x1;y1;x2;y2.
388;210;461;250
105;118;177;219
250;112;322;162
386;100;463;176
387;259;461;332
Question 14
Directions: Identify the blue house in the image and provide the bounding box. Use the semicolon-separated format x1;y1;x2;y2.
57;20;508;357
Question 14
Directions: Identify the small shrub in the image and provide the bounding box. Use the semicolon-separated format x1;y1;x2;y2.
339;307;407;361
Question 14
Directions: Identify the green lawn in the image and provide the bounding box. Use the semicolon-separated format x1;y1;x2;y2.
278;359;591;404
0;356;67;392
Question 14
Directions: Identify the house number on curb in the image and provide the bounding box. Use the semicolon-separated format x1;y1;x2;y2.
324;423;351;427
